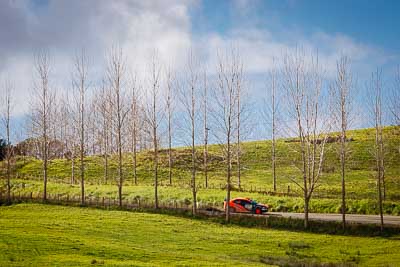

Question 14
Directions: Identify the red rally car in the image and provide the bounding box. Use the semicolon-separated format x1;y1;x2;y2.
224;197;269;214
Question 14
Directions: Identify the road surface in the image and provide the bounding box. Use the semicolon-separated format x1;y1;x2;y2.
204;208;400;227
264;212;400;227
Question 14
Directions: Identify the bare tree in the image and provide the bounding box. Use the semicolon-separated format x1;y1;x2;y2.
369;69;385;231
95;81;111;184
266;62;279;192
107;47;129;207
283;49;329;229
30;51;54;201
236;62;244;189
202;70;209;188
264;59;281;193
179;51;201;214
1;80;13;204
146;53;162;209
59;93;77;184
212;49;241;222
166;68;175;185
57;96;68;159
72;50;89;205
130;76;140;185
330;55;354;229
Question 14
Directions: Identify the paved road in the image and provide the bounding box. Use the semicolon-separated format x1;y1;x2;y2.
266;212;400;227
205;209;400;227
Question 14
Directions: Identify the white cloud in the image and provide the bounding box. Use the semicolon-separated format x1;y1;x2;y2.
0;0;195;115
199;27;391;80
0;0;396;121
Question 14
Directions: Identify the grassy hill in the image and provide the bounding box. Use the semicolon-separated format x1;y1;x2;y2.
1;203;400;266
2;126;400;214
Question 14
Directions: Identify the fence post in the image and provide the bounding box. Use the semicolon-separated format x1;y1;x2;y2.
102;197;105;208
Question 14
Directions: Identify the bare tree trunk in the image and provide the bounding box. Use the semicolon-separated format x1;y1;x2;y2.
153;94;158;209
99;84;110;184
2;81;13;204
168;114;172;185
226;129;232;223
72;50;88;206
191;114;197;213
147;54;161;209
301;126;309;229
6;92;11;204
32;52;52;202
71;150;75;184
104;143;108;184
372;69;385;232
376;120;384;232
191;80;197;215
340;129;346;229
131;80;139;185
236;82;241;189
270;68;277;192
331;55;353;230
117;110;123;208
179;52;200;214
203;71;209;188
166;70;173;186
133;123;137;185
107;47;128;208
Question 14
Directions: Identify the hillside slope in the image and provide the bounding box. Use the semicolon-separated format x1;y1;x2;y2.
9;126;399;201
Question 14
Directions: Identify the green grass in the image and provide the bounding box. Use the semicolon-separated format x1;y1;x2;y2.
1;203;400;266
7;178;400;215
2;126;400;214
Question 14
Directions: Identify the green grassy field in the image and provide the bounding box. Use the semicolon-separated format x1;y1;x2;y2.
1;203;400;266
2;126;400;214
7;178;400;215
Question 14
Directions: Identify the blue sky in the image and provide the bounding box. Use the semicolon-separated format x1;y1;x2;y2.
194;0;400;54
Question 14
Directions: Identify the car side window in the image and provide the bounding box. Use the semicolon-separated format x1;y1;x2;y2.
242;200;253;210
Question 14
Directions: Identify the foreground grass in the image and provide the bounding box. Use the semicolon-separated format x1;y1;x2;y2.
1;204;400;266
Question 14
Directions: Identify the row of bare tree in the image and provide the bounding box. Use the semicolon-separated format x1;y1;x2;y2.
1;47;399;229
266;50;399;229
14;47;245;220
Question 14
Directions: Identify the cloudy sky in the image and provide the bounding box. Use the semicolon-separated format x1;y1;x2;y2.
0;0;399;140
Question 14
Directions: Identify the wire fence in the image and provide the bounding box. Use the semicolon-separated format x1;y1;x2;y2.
0;190;223;214
5;173;397;201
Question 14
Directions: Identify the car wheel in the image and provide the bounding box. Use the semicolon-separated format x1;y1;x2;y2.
229;207;236;213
